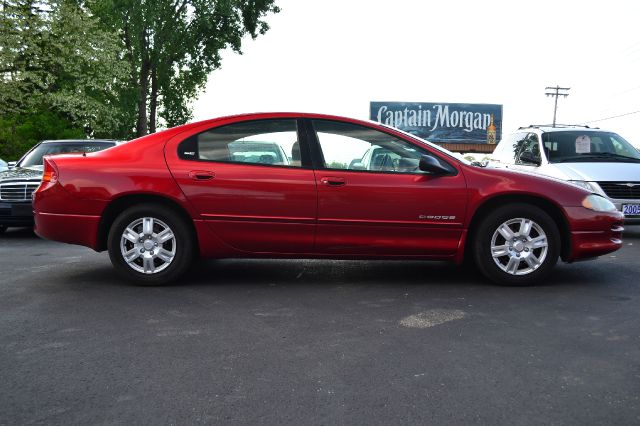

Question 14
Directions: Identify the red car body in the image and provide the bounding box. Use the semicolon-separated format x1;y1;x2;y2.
33;113;624;285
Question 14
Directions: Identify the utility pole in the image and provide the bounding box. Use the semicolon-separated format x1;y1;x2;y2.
545;86;570;126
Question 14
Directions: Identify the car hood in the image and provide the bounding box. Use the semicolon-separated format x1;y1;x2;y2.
0;166;43;182
548;162;640;182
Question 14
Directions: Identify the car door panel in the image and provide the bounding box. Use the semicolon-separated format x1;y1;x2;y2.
315;171;467;255
166;118;318;253
170;162;317;253
307;118;468;256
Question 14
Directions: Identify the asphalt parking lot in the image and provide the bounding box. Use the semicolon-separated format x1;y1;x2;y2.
1;227;639;425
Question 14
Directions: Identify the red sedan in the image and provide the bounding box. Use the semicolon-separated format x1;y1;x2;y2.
33;113;624;285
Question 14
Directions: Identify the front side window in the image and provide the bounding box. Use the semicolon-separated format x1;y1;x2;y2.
311;120;450;173
492;132;528;164
515;133;541;165
178;119;303;167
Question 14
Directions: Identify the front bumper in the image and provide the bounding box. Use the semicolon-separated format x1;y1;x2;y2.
0;201;34;227
564;207;624;261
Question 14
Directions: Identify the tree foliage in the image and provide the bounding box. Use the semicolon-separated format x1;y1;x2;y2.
0;0;130;159
0;0;280;159
89;0;280;136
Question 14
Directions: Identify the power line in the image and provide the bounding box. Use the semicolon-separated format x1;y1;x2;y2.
581;109;640;124
545;86;570;126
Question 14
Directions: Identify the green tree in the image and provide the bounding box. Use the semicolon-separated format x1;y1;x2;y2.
0;110;85;160
89;0;280;136
0;0;50;117
0;0;131;159
46;1;131;137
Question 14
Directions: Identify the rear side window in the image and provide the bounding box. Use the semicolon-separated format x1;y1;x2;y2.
178;119;303;167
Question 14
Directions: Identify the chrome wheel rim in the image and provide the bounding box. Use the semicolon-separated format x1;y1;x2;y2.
490;218;548;276
120;217;176;274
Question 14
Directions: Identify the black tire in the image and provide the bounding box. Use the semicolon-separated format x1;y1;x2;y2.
107;204;194;285
473;204;560;286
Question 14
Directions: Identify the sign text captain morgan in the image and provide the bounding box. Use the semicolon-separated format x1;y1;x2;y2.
370;101;503;144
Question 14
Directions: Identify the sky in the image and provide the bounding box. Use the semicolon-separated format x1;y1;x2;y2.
192;0;640;147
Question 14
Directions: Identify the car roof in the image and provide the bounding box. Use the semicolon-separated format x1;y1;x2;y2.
184;112;390;130
515;125;612;133
39;139;120;144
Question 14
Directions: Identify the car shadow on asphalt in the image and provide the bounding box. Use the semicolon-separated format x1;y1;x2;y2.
623;226;640;239
17;223;637;290
0;227;36;239
177;258;610;290
185;259;491;288
61;258;493;289
56;256;628;292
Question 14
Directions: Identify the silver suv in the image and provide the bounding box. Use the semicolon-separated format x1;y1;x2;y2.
491;125;640;223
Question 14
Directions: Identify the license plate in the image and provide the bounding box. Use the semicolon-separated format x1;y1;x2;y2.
11;204;32;216
622;204;640;216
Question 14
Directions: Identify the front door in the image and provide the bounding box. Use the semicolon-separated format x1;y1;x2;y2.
308;119;467;256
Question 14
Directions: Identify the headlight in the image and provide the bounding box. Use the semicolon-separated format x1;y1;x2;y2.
582;194;617;212
569;180;598;192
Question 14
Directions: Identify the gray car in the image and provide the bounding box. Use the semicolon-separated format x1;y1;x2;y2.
490;125;640;224
0;139;118;233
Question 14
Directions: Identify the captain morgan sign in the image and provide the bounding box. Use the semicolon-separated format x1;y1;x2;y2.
370;101;503;144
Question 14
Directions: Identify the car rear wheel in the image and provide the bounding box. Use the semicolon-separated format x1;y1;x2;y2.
107;204;194;285
473;204;560;286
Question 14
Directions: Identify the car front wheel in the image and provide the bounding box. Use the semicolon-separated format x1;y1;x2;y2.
473;204;560;286
107;204;194;285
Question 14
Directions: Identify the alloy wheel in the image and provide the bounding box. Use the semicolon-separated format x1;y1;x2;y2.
490;218;549;276
119;217;176;274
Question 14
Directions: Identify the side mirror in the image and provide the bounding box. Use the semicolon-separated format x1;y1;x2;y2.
419;155;451;175
519;151;541;166
7;161;16;169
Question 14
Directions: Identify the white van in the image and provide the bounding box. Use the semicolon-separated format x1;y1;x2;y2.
491;125;640;223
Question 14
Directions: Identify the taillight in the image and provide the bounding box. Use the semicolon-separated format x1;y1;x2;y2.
40;157;59;185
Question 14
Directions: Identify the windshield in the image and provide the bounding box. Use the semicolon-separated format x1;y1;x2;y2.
18;141;115;168
543;131;640;163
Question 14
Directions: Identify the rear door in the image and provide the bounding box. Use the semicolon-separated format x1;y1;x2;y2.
167;118;317;254
307;119;467;256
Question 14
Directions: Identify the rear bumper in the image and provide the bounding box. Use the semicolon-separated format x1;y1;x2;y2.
34;211;101;250
564;207;624;261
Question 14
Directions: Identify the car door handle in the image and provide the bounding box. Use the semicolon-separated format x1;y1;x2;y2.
189;170;215;181
320;177;346;187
